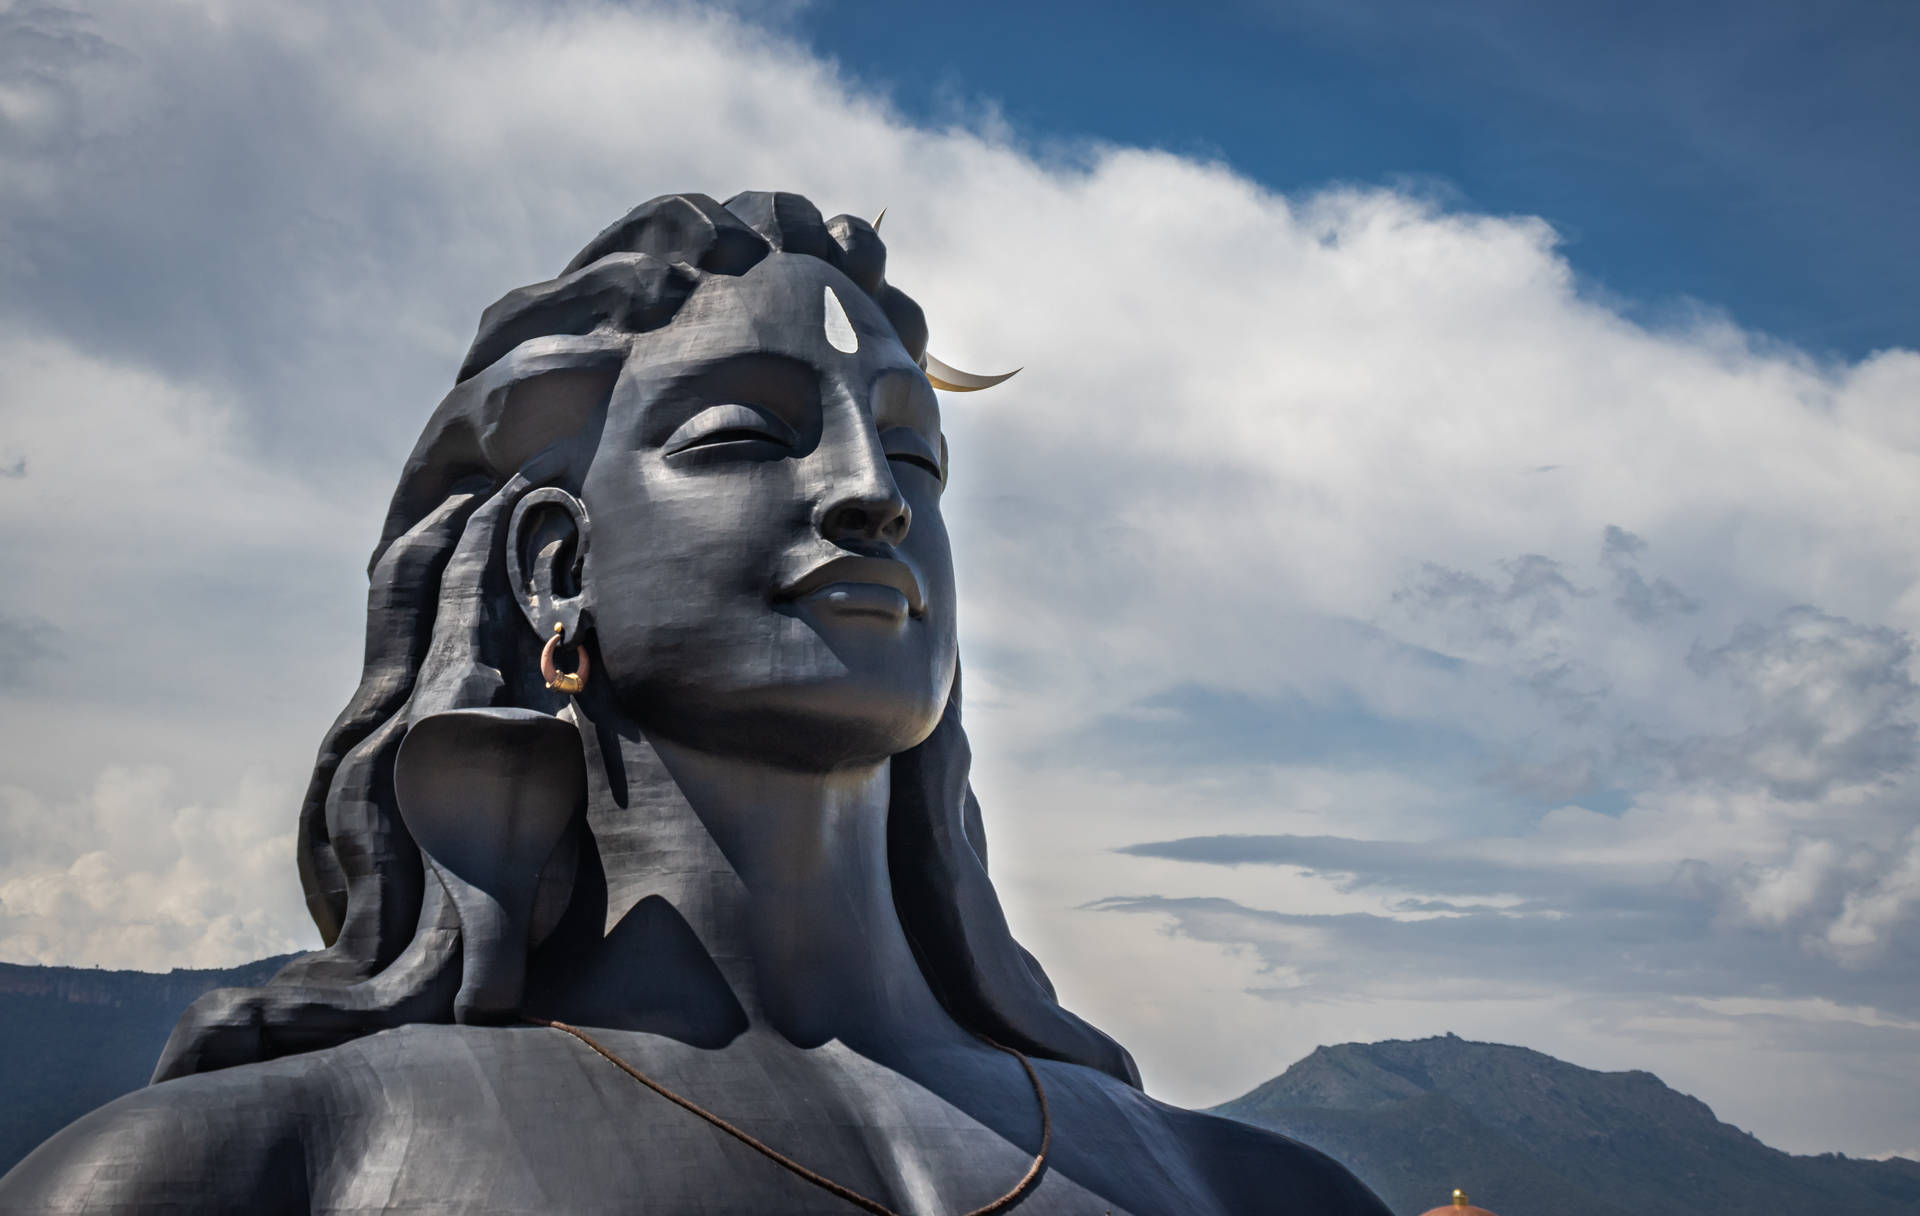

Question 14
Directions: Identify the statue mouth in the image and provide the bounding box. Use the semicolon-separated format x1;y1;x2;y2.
779;554;926;620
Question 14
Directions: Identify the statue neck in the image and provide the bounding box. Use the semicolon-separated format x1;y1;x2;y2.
541;709;965;1056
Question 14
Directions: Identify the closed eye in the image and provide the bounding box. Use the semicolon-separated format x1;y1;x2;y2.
889;451;942;479
664;403;799;457
882;427;945;484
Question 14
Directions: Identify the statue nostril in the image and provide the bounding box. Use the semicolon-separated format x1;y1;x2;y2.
822;499;909;546
821;504;858;542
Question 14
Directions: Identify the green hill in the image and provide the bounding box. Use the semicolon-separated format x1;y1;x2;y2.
0;955;293;1174
1213;1032;1920;1215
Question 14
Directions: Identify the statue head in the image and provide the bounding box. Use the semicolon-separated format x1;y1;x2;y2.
540;242;958;769
155;191;1138;1088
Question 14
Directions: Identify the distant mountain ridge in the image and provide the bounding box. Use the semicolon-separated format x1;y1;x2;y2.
1213;1033;1920;1216
0;955;293;1175
4;959;1916;1214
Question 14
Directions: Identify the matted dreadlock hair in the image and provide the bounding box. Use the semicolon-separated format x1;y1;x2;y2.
154;191;1139;1089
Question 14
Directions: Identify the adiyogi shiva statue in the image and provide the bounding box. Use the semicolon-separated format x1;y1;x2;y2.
0;192;1390;1215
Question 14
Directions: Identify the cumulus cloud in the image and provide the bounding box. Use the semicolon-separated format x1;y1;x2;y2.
2;0;1918;1158
1601;525;1702;623
1397;553;1591;645
1826;829;1920;958
1682;607;1917;800
1730;837;1848;931
0;765;308;968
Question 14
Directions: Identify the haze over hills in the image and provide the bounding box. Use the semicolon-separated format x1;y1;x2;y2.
3;958;1916;1215
1214;1034;1920;1216
0;955;294;1174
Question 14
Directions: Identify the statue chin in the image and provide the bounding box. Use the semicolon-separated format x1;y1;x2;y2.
643;698;946;774
614;659;957;773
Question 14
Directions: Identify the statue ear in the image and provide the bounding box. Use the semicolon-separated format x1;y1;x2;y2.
507;486;590;642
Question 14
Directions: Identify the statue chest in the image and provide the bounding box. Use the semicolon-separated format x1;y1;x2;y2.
303;1026;1221;1216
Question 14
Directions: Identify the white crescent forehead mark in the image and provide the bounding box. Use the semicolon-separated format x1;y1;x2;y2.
823;285;859;354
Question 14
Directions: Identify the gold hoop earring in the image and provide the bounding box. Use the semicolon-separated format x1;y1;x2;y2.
540;623;589;696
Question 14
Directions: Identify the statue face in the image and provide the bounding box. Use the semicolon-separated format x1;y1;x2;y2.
580;254;958;769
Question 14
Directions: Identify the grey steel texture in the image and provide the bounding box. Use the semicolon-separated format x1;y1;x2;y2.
0;192;1389;1216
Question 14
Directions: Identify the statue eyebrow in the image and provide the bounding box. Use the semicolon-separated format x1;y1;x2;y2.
869;366;940;439
669;352;821;431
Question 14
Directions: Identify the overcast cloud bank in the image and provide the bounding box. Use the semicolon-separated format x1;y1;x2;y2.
1;0;1916;1156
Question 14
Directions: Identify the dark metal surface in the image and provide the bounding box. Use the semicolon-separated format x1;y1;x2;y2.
0;192;1390;1215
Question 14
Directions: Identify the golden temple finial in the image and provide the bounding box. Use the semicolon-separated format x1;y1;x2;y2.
1453;1189;1468;1207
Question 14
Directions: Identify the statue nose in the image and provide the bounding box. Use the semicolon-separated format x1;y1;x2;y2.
815;397;912;548
820;492;911;548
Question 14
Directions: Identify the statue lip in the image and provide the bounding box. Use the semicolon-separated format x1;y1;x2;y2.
780;553;926;618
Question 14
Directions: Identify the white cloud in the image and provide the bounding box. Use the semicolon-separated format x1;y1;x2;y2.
1;0;1918;1157
1732;838;1845;930
1827;829;1920;957
0;765;309;968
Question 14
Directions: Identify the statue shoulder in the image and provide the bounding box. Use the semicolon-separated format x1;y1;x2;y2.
1031;1058;1390;1214
1159;1101;1392;1216
0;1051;332;1215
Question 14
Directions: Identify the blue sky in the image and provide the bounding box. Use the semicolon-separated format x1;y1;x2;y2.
795;0;1920;358
2;0;1919;1163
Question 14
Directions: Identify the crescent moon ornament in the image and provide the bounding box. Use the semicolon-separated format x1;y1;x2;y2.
922;352;1021;392
858;209;1013;391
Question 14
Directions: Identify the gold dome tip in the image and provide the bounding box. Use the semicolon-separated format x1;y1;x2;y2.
1453;1190;1468;1207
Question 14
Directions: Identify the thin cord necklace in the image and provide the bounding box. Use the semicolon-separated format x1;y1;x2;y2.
528;1017;1052;1216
